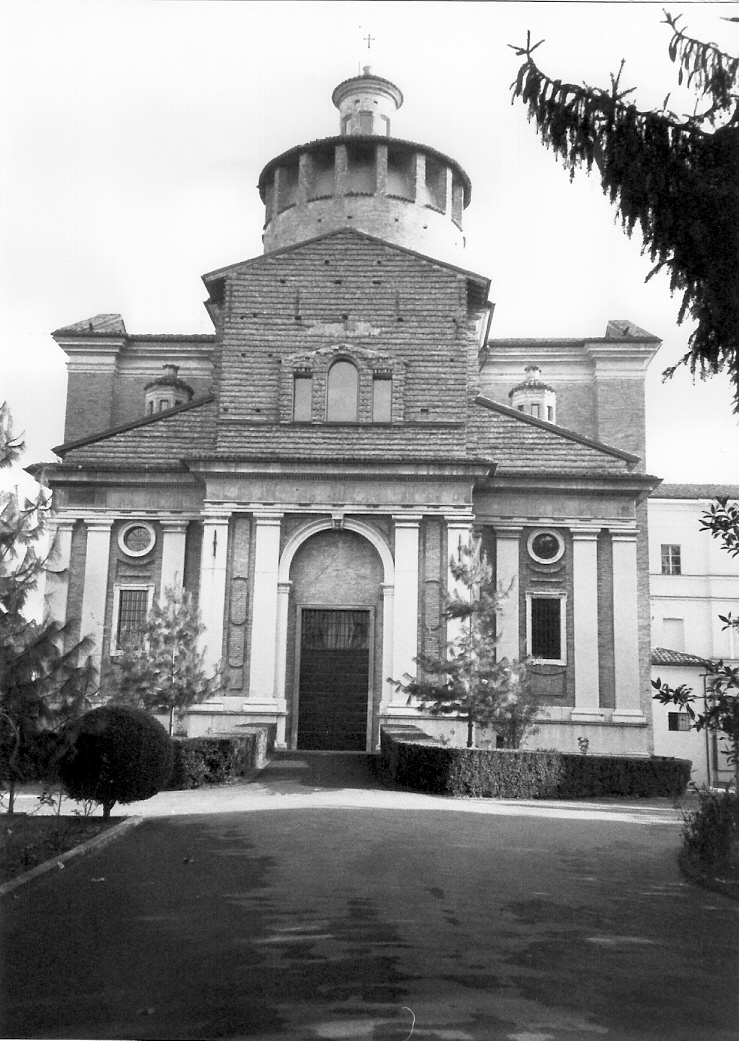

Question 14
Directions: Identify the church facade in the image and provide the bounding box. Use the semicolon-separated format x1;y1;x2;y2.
42;68;662;754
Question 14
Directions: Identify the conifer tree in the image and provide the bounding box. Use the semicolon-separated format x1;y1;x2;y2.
393;539;544;748
107;585;219;735
0;403;96;812
510;12;739;408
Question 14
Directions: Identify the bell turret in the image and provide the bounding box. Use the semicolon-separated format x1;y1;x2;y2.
509;365;557;423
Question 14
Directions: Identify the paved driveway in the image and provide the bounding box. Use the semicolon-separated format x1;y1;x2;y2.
3;754;738;1040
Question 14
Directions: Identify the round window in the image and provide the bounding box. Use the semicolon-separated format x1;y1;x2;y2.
119;521;156;558
528;529;564;565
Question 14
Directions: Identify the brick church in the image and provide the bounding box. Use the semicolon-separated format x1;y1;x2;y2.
42;68;662;753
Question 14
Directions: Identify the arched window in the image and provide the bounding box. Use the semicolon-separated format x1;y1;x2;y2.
326;361;358;422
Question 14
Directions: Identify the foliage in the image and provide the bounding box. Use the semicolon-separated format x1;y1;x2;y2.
392;538;545;748
58;705;173;818
509;14;739;407
107;585;219;735
680;788;738;876
166;729;270;790
652;496;739;791
380;726;691;799
0;402;97;813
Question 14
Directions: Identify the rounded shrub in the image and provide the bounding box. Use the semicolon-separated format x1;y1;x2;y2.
59;705;174;818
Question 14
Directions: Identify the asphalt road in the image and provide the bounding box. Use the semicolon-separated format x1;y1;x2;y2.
2;754;738;1040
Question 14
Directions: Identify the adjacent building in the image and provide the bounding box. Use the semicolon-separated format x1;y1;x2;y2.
649;485;739;786
39;68;663;754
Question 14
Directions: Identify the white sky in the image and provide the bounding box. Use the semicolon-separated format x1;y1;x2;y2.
1;0;738;482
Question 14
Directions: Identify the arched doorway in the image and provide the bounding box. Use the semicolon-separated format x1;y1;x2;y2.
283;526;389;750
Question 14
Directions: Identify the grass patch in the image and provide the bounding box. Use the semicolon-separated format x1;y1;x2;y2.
0;816;118;885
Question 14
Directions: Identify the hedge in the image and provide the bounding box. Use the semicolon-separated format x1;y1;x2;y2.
166;728;270;790
380;726;691;799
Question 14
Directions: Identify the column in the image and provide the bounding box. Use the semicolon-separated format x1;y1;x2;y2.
80;516;113;673
273;579;292;745
159;519;188;604
495;526;521;661
248;511;283;704
198;507;231;672
571;528;604;721
380;582;395;710
45;517;75;625
445;514;474;648
391;515;421;689
611;530;646;723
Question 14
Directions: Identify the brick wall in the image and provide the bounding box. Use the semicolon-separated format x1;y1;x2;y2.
594;378;647;465
64;371;115;443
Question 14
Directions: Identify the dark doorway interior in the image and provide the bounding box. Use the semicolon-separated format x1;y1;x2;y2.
297;609;370;751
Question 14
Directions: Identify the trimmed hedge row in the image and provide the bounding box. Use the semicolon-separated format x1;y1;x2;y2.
166;728;270;790
380;725;691;799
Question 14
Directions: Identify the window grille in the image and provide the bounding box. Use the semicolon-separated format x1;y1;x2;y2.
301;609;370;650
117;588;150;646
530;597;561;660
661;544;682;575
668;712;690;732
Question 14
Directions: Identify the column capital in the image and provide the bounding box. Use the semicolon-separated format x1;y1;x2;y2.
159;518;190;533
570;526;602;541
48;516;77;533
609;526;638;543
392;513;423;527
251;509;284;526
202;504;233;523
494;524;523;538
277;580;292;594
81;514;115;532
443;511;475;527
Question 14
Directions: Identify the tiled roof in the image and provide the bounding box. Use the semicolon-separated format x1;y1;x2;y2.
56;398;217;466
53;314;127;336
470;397;638;474
651;484;739;501
652;647;711;667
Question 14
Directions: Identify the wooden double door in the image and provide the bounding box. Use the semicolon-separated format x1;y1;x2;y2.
296;608;372;751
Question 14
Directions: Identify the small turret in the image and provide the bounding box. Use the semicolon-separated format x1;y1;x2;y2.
144;364;193;415
509;365;557;423
332;66;403;137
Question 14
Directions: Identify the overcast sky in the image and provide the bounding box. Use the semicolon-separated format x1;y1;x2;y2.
1;0;737;483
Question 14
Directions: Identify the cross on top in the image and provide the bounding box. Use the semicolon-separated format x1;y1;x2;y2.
364;33;374;51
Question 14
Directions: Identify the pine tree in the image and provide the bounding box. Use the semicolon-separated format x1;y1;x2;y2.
0;403;97;813
510;13;739;408
107;585;219;735
393;539;544;748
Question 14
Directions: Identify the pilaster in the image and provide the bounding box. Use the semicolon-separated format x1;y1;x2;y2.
571;527;604;722
80;516;114;672
159;519;189;604
444;512;474;648
495;525;522;661
198;507;231;672
248;510;284;703
611;529;646;723
45;517;75;625
391;514;421;691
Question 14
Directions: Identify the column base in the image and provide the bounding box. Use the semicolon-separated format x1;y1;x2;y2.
570;709;606;723
611;710;647;726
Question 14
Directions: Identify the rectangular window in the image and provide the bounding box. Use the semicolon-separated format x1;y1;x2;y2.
527;594;566;664
158;399;168;411
661;544;682;574
372;376;392;422
293;375;312;422
668;712;691;732
663;617;685;651
115;587;151;649
531;403;540;419
358;111;373;134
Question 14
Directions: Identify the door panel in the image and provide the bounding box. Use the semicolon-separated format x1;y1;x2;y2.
297;609;370;751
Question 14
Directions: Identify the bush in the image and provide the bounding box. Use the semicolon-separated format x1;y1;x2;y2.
380;727;691;799
166;729;269;790
681;789;739;876
58;706;174;817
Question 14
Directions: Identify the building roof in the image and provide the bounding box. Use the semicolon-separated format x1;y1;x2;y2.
52;314;128;337
650;484;739;501
652;647;711;667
